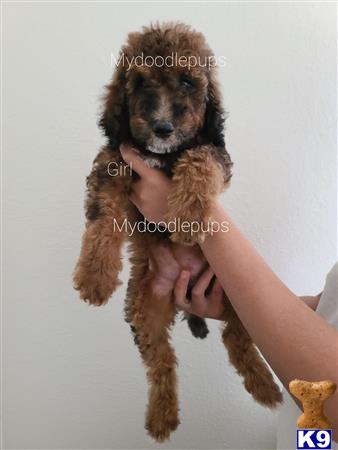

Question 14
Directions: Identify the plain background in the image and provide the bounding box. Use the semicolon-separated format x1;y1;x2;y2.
2;2;337;449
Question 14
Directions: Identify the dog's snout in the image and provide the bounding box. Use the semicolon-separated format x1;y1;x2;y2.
153;121;174;138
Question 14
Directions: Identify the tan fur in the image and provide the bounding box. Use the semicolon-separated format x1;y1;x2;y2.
166;146;227;245
125;237;179;441
222;298;282;407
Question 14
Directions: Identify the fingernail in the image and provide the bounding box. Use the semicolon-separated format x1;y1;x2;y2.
181;270;190;280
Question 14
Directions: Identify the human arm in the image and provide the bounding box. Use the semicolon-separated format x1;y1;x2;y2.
299;294;321;310
198;204;337;439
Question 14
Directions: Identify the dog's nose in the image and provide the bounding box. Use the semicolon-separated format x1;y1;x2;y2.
153;121;174;138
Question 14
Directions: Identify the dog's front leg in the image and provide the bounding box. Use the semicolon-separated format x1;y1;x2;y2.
73;148;131;306
166;145;232;246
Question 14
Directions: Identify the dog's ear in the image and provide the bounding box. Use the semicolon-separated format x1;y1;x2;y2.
204;74;226;147
99;63;129;149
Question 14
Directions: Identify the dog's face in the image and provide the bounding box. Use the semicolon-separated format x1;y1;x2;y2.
126;66;208;154
100;23;225;154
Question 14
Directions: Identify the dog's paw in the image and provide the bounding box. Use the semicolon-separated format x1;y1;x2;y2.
167;205;213;246
170;227;206;246
244;369;283;408
73;267;120;306
249;379;283;408
146;408;180;442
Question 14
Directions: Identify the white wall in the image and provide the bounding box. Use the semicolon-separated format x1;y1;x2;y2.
3;2;336;449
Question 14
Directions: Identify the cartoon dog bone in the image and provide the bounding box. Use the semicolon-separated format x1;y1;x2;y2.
289;379;336;429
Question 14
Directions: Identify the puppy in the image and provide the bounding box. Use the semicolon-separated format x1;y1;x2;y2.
73;22;282;442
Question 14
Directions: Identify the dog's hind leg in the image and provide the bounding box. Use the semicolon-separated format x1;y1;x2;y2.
222;297;283;407
125;244;179;442
143;303;179;442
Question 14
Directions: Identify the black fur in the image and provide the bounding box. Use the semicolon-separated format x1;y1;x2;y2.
187;315;209;339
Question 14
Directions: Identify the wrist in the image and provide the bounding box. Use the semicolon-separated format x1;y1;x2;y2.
203;202;231;243
211;201;229;220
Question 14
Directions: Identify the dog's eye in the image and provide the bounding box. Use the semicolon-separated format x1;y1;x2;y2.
173;104;188;117
179;75;193;89
136;75;150;89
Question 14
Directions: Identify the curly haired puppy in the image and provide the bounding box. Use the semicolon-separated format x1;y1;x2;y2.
73;22;282;441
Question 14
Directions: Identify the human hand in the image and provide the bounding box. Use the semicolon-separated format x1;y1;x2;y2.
120;143;172;223
174;267;227;320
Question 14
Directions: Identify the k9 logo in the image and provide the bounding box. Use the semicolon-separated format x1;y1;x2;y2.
297;429;332;449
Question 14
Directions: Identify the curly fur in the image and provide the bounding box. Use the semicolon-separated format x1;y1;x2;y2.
73;22;282;442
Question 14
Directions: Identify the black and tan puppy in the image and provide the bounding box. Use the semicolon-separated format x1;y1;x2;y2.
73;22;282;442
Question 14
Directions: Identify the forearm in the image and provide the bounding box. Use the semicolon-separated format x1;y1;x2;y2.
201;205;337;432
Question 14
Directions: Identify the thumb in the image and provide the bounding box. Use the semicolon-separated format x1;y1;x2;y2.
120;143;151;178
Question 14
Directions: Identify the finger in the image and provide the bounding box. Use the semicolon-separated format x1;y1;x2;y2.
191;267;215;300
174;271;191;311
128;180;146;212
207;279;227;320
207;279;224;305
127;175;142;197
209;279;224;299
120;143;151;178
129;191;141;210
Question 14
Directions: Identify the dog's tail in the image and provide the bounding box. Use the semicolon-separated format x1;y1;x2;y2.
184;313;209;339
